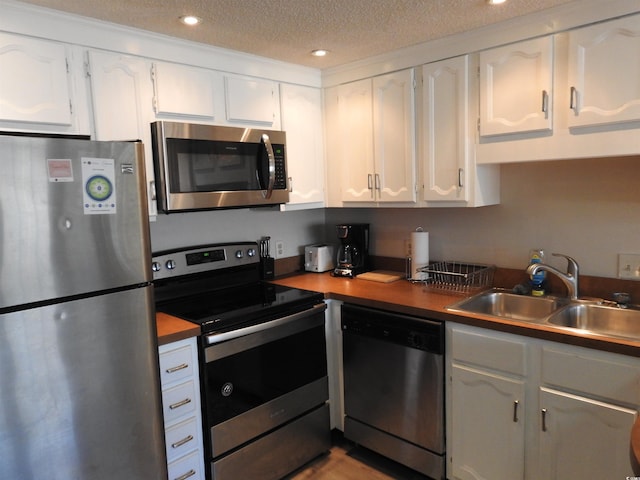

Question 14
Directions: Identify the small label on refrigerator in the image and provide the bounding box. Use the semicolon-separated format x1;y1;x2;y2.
47;159;74;182
82;157;116;215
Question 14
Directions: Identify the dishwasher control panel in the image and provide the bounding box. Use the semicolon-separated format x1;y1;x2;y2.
341;304;444;354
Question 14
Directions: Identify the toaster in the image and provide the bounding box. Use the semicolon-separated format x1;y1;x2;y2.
304;244;335;273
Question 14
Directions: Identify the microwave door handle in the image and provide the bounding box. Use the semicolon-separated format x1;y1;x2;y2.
261;133;276;199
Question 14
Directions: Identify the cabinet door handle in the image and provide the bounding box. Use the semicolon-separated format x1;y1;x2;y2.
375;173;381;192
166;363;188;374
288;176;293;193
541;408;548;431
367;173;373;190
171;434;194;449
169;397;192;410
174;469;196;480
513;400;519;423
458;168;464;188
541;90;549;116
569;86;578;111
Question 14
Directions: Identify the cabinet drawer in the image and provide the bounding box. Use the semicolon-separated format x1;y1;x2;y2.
159;344;195;387
541;345;640;405
165;416;199;463
162;380;197;424
167;450;203;480
450;326;526;376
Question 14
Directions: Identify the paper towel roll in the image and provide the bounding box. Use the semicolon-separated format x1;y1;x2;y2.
411;229;429;280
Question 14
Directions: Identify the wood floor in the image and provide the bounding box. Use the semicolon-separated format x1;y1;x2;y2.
283;437;429;480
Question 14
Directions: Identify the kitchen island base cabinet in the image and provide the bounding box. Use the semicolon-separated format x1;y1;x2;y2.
447;323;640;480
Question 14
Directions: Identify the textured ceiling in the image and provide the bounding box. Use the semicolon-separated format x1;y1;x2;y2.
18;0;574;68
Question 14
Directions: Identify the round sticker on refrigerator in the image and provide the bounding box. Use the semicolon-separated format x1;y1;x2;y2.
85;175;113;201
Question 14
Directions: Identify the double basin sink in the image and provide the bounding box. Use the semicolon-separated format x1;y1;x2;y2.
447;288;640;341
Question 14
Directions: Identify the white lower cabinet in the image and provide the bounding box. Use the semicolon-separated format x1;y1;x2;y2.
538;387;636;479
450;365;525;480
159;337;205;480
447;322;640;480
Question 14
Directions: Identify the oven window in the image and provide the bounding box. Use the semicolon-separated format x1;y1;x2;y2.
167;138;261;192
203;324;327;425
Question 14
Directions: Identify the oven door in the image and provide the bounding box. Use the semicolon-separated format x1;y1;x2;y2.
201;302;328;458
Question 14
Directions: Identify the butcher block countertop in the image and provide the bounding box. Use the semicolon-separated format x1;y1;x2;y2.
155;271;640;356
271;272;640;358
156;312;200;346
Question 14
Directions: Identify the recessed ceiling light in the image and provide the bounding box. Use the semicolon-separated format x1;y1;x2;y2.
311;49;329;57
180;15;201;26
487;0;507;4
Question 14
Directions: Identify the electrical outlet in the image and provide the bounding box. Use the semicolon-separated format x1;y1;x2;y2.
618;253;640;279
275;241;285;258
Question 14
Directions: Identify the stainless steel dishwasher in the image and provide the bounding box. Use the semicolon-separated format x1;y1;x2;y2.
341;303;445;479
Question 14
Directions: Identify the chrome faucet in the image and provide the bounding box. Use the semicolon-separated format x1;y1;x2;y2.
526;253;579;300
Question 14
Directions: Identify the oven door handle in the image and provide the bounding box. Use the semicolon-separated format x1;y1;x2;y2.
204;302;326;346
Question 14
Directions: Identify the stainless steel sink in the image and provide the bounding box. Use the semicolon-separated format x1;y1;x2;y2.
546;303;640;340
447;288;568;322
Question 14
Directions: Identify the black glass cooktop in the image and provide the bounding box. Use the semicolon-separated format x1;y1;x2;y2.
156;281;323;334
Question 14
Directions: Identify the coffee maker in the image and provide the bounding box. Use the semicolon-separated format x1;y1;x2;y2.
333;224;370;278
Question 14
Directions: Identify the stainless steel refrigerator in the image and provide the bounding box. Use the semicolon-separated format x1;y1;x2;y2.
0;135;167;479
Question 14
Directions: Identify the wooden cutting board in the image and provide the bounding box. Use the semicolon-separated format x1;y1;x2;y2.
357;270;404;283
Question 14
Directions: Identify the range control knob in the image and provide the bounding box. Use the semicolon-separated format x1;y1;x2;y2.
151;261;162;272
247;248;256;257
235;250;244;259
165;259;176;270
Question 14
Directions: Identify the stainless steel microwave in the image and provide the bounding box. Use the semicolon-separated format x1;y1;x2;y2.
151;121;288;212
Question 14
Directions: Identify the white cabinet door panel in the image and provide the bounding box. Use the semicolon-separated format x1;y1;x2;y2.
153;61;216;119
450;364;525;480
568;15;640;127
539;387;637;480
373;69;416;203
480;36;553;136
225;75;278;126
279;83;325;207
0;33;72;126
422;56;469;202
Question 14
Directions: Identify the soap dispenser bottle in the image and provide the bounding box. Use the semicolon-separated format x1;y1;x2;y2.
529;249;546;296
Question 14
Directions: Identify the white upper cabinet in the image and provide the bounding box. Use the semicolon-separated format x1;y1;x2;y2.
421;55;500;207
279;83;325;209
86;50;157;216
224;75;280;128
0;32;88;134
372;69;417;203
479;36;553;136
567;15;640;128
336;78;375;202
422;56;470;203
152;61;217;120
335;70;416;205
87;51;152;141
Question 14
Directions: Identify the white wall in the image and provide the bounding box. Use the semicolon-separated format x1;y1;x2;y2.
325;156;640;278
149;208;326;257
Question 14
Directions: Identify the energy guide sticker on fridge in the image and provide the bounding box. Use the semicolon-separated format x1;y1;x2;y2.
82;157;116;214
47;159;74;182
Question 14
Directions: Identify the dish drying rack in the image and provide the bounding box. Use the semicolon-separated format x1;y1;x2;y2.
417;261;495;294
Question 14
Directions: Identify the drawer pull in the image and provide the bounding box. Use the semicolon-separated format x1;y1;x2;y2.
541;408;548;432
166;363;189;374
169;398;192;410
174;469;196;480
171;434;194;449
513;400;519;423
